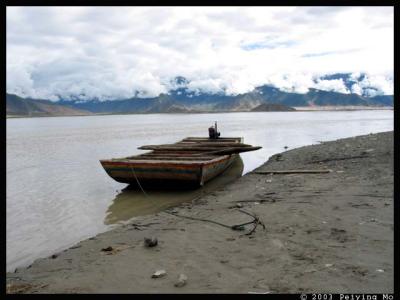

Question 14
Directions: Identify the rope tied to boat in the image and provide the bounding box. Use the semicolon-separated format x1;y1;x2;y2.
128;165;149;198
164;209;266;235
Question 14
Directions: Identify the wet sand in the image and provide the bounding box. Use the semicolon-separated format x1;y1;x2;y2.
6;131;393;293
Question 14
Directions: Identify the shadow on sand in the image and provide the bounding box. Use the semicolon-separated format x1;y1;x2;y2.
104;155;244;225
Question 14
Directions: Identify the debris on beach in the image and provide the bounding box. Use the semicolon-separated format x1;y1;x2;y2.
6;283;48;294
100;245;131;255
174;274;187;287
144;237;158;247
304;268;317;273
325;263;334;267
152;270;167;278
255;169;332;175
220;259;229;264
361;148;375;155
101;246;114;252
7;283;31;294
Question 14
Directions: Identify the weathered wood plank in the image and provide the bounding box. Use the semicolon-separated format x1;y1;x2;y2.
138;153;216;158
184;137;242;140
133;156;216;161
129;158;211;162
176;142;251;147
139;143;251;150
192;146;262;156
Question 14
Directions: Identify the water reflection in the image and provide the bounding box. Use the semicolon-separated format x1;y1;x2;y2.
104;155;244;225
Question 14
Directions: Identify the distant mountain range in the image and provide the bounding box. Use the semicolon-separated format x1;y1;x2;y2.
6;94;92;117
6;73;393;117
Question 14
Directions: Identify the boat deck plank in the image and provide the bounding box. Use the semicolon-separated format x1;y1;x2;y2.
132;156;218;161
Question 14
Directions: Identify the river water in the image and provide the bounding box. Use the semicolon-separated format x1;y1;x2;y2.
6;110;393;272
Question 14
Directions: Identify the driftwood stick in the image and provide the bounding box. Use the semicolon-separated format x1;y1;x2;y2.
309;155;368;164
131;222;160;227
231;198;279;203
254;169;332;174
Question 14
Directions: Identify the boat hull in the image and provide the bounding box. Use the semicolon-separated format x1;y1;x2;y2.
100;154;238;188
200;154;237;185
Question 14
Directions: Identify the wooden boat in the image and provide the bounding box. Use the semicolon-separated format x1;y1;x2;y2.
100;136;261;188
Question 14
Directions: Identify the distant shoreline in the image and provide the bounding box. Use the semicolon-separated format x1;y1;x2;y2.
293;106;393;111
6;106;394;119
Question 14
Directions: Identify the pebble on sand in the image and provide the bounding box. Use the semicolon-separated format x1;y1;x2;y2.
144;237;158;247
151;270;167;278
174;274;187;287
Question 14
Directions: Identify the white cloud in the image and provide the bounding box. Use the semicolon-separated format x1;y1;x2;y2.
351;83;363;95
314;79;350;94
264;73;315;94
358;74;394;96
6;6;394;100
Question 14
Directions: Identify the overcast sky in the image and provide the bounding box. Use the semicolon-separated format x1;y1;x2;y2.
6;6;394;101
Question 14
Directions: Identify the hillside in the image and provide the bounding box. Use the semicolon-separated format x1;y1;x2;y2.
6;94;92;117
60;86;392;114
251;103;296;112
6;76;393;116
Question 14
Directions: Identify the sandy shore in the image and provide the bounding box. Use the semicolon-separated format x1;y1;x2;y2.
6;131;393;293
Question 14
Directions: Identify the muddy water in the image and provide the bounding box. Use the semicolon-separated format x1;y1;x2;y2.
6;110;393;271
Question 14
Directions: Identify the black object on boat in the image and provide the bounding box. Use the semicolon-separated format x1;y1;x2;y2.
209;121;221;139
